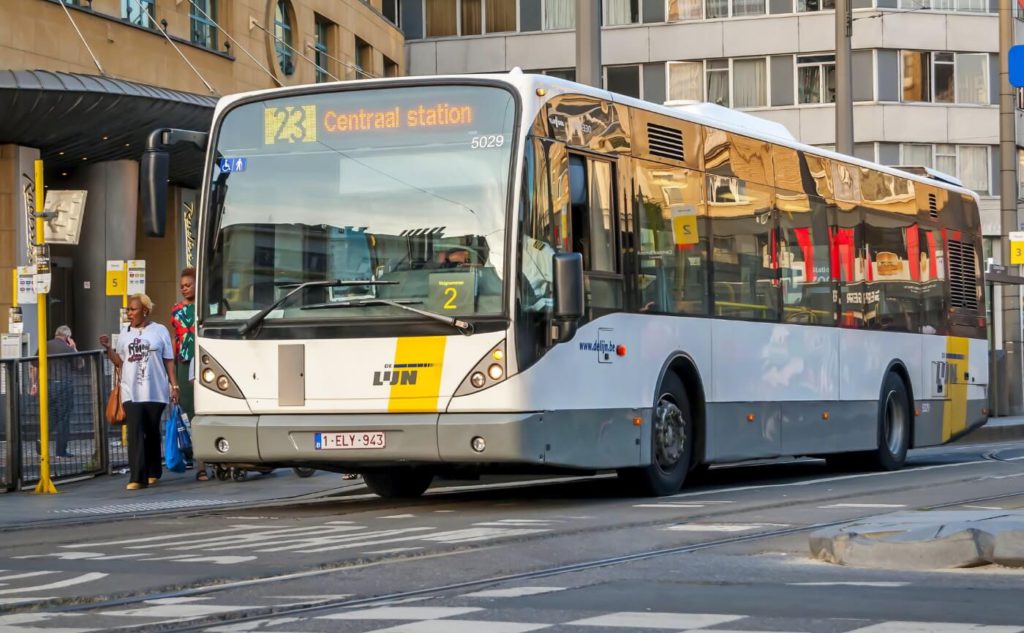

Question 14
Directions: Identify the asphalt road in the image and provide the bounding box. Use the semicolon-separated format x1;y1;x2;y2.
2;440;1024;632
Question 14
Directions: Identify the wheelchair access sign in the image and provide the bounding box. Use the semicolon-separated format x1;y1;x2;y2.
218;157;247;174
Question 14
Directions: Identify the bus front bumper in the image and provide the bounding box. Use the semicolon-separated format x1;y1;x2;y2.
192;409;643;469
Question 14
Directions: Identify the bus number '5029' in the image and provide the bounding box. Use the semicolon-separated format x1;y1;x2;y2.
470;135;504;149
264;106;318;145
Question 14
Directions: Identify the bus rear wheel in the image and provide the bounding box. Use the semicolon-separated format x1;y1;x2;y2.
619;373;693;496
362;468;434;499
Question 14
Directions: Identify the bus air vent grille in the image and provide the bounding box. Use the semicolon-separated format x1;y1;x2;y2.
648;123;685;162
947;239;979;311
928;194;938;220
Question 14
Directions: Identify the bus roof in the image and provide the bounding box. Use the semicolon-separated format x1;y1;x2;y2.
213;70;980;202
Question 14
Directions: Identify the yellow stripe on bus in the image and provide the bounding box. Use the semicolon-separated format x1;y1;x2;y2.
941;336;969;441
388;336;447;413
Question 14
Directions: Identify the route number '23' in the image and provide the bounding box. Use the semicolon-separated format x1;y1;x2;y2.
264;106;318;145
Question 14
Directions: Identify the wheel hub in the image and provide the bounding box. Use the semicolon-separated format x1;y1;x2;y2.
654;398;686;471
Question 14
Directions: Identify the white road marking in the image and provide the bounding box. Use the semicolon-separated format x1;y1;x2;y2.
363;620;549;633
0;572;107;595
304;527;546;553
568;612;744;629
665;524;787;533
963;505;1005;510
320;606;483;620
819;503;907;509
258;528;435;553
844;623;1024;632
380;514;416;519
0;612;93;633
64;525;268;549
433;510;455;513
633;503;705;509
206;617;303;632
462;586;566;598
789;581;909;588
148;555;258;565
0;571;57;583
101;603;250;619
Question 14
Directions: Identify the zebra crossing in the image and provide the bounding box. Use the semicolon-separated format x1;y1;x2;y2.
12;517;562;567
1;588;1021;633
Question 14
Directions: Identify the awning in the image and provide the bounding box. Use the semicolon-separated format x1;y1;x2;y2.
0;70;216;187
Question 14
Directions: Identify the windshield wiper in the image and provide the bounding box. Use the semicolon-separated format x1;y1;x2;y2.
237;279;397;337
303;298;475;336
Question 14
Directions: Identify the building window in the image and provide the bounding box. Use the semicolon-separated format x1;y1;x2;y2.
382;0;400;26
545;0;575;28
797;54;836;104
190;0;218;50
543;68;576;81
275;0;295;76
902;143;991;195
959;145;990;194
902;51;989;105
426;0;516;37
798;0;834;10
704;0;764;18
898;0;990;12
355;37;372;78
384;56;400;77
605;0;640;25
732;58;767;108
707;59;729;105
668;61;703;101
668;0;702;19
606;65;641;98
122;0;155;27
314;15;335;83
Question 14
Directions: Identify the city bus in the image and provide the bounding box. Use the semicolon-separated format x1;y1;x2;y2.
141;70;988;498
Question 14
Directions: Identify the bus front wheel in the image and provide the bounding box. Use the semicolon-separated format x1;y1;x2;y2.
619;373;693;496
362;468;434;499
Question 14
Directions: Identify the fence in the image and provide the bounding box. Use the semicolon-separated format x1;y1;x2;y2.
1;350;127;490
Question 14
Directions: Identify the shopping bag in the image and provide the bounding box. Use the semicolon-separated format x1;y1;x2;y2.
175;408;193;462
164;405;188;473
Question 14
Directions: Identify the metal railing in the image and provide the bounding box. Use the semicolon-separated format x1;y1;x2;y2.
10;351;110;488
0;359;16;492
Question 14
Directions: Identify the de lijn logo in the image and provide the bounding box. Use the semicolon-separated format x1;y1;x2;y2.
372;363;435;386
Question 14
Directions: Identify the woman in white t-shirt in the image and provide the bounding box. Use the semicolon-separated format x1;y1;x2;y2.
100;293;179;490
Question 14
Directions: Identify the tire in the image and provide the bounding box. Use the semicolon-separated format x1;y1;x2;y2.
826;373;910;471
869;372;911;470
215;466;230;481
293;467;316;478
362;468;433;499
231;468;247;481
618;372;693;496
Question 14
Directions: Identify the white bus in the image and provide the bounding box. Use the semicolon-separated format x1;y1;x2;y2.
142;71;988;498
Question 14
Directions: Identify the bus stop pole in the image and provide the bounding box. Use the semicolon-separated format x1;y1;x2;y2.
834;0;853;156
575;0;601;89
33;160;56;494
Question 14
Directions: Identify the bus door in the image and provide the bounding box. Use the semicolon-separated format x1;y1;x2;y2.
566;153;623;320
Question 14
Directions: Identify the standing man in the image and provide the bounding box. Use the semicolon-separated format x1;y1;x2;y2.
29;325;78;458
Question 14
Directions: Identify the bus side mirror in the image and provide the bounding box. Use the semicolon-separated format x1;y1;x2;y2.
140;146;169;237
552;252;584;343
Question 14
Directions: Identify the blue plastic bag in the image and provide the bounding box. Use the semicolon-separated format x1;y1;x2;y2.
164;405;191;473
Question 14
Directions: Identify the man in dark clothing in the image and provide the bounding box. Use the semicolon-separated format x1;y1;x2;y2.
29;325;78;457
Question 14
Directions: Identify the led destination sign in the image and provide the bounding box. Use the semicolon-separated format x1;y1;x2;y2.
323;103;474;132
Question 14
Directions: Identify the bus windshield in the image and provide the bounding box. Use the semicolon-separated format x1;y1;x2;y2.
202;84;517;330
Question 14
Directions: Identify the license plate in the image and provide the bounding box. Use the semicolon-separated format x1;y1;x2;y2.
315;431;386;450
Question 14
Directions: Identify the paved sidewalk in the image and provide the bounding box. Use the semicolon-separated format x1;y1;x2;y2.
0;466;363;530
957;415;1024;444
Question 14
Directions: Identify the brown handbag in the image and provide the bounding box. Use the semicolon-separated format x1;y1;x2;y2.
105;366;125;424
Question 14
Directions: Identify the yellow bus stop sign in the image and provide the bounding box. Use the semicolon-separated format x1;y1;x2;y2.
1010;232;1024;265
106;260;126;296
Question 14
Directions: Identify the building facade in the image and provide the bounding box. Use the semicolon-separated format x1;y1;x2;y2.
0;0;403;352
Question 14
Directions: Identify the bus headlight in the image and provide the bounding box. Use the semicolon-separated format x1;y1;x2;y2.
454;340;508;396
196;347;245;399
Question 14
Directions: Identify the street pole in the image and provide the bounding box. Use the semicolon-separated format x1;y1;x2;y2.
999;0;1023;415
33;159;56;494
575;0;601;89
834;0;853;156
